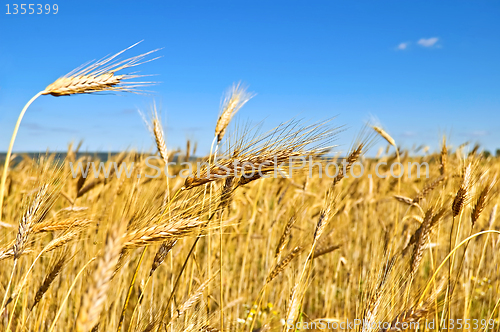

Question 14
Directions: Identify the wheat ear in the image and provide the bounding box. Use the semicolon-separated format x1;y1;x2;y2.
0;184;50;313
471;176;497;227
0;42;158;219
76;227;124;332
332;143;363;188
275;216;296;259
372;126;396;148
452;163;473;217
168;274;216;325
31;253;69;310
43;42;158;96
266;246;302;284
409;208;434;281
215;83;253;143
393;195;414;206
313;243;341;259
412;175;445;204
440;137;448;176
150;240;177;276
152;110;169;164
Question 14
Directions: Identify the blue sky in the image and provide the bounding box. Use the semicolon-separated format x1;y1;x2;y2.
1;0;499;155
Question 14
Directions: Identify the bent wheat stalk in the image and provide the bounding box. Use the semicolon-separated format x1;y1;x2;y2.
0;42;158;218
0;92;44;219
211;82;252;332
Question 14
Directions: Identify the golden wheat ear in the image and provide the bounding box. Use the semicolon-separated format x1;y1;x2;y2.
43;41;160;96
0;42;160;219
215;83;254;144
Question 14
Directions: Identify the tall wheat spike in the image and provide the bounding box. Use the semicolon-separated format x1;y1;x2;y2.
13;184;49;259
452;163;473;218
266;246;302;284
215;83;254;144
0;184;51;313
43;42;159;96
152;110;169;164
471;176;497;227
372;126;396;149
440;137;448;176
275;216;296;259
0;42;159;219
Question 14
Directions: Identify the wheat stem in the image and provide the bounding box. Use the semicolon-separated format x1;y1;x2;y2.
0;91;44;219
157;237;199;332
48;257;96;332
127;274;152;332
419;230;500;304
117;246;148;332
0;259;18;316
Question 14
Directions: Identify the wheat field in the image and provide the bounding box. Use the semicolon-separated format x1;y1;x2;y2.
0;45;499;332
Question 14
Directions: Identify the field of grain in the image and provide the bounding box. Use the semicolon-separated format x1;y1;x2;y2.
1;45;499;332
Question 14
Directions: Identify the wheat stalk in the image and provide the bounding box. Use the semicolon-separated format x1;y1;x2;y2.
0;42;158;219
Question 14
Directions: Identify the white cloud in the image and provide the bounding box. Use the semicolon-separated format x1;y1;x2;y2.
396;42;409;50
417;37;439;47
